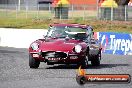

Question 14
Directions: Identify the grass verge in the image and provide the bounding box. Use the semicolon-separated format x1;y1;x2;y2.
0;18;132;33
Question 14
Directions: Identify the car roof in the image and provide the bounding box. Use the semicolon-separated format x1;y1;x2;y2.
50;23;89;29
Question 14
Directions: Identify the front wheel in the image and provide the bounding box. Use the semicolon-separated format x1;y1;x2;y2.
91;54;100;66
29;54;40;68
77;56;88;68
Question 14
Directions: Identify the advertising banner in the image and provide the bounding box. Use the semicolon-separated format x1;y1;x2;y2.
95;32;132;55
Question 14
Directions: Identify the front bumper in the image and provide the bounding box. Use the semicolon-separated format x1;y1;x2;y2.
30;51;85;64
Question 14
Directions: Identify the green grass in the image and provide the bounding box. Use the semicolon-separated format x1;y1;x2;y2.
0;11;132;34
0;9;131;33
0;18;50;29
0;18;132;34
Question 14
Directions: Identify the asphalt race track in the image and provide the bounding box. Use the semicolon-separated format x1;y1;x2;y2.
0;47;132;88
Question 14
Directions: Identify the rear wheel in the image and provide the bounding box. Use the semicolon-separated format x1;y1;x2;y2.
91;54;100;66
29;54;40;68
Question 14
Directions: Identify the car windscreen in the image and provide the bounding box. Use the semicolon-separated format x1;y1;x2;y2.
46;26;87;39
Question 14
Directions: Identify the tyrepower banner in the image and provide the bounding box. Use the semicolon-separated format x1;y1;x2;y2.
94;32;132;55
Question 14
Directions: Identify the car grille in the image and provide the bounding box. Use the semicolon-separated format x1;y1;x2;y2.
42;51;67;59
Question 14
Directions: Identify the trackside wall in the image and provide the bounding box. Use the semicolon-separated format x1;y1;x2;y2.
94;32;132;55
0;28;47;48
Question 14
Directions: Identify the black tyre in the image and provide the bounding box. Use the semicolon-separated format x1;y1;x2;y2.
29;54;40;68
78;56;88;68
91;54;100;66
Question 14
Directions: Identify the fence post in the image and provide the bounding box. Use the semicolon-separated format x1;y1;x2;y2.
51;5;54;20
49;3;51;12
111;7;113;21
16;4;18;19
18;0;21;11
83;5;86;20
71;4;74;20
37;4;39;19
96;0;99;20
60;9;62;20
26;4;28;19
125;5;127;21
6;4;8;17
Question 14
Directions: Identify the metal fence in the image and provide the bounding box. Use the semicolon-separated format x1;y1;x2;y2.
98;6;132;21
0;4;132;21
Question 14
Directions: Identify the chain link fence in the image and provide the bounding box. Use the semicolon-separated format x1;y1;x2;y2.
0;4;132;21
98;6;132;21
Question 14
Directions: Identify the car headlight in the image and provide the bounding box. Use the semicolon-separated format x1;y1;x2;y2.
31;43;39;50
74;45;82;53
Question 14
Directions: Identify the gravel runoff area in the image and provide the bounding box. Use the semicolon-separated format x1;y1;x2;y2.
0;47;131;88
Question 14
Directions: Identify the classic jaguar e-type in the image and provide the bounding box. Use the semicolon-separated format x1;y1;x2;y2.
29;23;102;68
